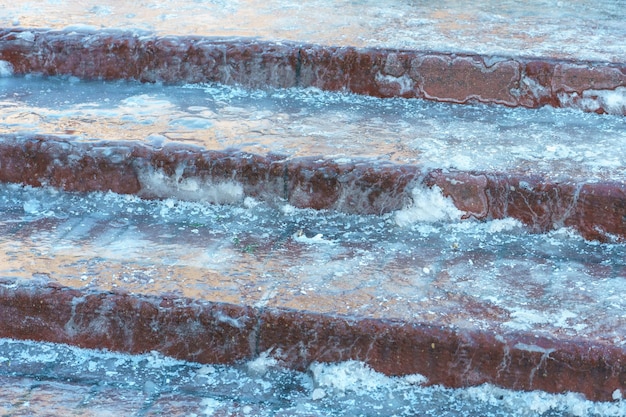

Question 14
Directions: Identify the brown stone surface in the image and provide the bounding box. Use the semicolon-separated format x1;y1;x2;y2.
426;170;626;242
0;29;299;88
1;28;624;113
258;309;626;401
0;281;256;364
0;279;624;402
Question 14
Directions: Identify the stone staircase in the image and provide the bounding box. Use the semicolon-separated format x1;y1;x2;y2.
0;0;625;406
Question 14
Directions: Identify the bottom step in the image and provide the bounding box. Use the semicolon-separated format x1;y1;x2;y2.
1;184;625;402
0;338;624;416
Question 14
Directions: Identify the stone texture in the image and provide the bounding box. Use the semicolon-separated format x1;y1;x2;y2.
0;281;256;364
425;170;626;242
0;29;299;88
0;28;624;113
1;134;625;241
409;55;521;106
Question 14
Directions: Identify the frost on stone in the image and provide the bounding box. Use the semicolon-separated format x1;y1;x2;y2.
559;87;626;115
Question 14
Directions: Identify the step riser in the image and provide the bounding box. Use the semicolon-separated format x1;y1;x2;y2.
1;28;624;114
1;134;624;241
1;281;622;402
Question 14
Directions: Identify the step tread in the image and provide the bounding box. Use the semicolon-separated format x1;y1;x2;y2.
1;77;624;181
2;183;624;344
0;0;624;62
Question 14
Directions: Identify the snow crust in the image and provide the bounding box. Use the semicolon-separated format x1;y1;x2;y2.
559;87;626;115
138;167;244;204
2;183;625;338
0;0;623;62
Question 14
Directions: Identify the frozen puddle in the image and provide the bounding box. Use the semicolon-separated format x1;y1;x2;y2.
2;182;626;346
1;76;625;180
0;338;624;416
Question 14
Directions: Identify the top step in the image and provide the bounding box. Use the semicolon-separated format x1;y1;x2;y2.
0;0;624;62
0;1;625;114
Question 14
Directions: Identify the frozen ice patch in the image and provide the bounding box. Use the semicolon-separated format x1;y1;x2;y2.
247;350;279;376
293;231;336;245
395;185;463;226
15;31;35;42
310;360;393;394
559;87;626;115
138;168;244;204
485;217;523;233
503;309;550;331
0;61;14;77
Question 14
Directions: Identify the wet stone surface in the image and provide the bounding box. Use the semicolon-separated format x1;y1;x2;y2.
0;77;625;240
0;0;624;63
0;77;624;177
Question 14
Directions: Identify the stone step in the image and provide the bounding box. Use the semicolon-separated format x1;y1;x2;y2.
1;27;624;114
1;183;625;402
0;77;624;241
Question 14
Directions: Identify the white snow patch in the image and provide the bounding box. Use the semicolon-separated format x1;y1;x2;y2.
559;87;626;115
138;168;244;204
0;61;14;77
503;309;550;331
201;398;224;415
311;387;326;400
486;217;523;233
15;31;35;42
394;185;463;226
309;361;392;394
462;384;626;417
246;350;279;376
594;87;626;115
553;309;577;328
293;232;336;245
374;73;415;95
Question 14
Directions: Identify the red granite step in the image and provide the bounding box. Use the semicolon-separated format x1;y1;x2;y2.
2;280;624;403
0;134;624;242
0;183;625;402
1;28;624;114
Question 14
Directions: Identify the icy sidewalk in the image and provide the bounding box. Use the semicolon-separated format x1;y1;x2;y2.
1;338;624;417
0;0;624;408
0;0;623;62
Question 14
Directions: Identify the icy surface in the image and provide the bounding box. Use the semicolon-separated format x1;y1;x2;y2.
1;184;626;341
0;0;624;62
0;338;624;416
1;76;625;180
